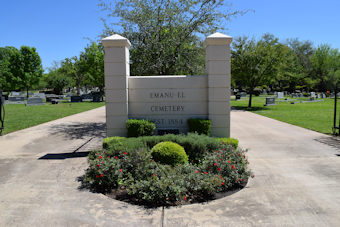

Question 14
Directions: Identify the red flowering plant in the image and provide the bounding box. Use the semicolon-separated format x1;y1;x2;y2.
199;143;251;191
83;134;252;206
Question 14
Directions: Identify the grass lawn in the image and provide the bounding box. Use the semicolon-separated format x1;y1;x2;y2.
2;102;105;135
231;96;338;135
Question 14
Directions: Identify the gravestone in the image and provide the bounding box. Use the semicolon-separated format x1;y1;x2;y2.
240;92;247;98
265;97;275;106
310;97;315;101
331;93;335;98
11;91;21;96
33;93;46;99
7;96;25;104
322;93;326;98
103;32;231;137
45;94;59;102
235;94;241;101
277;92;284;99
26;97;44;106
92;92;103;102
317;93;321;99
291;93;298;98
71;96;82;102
299;93;304;98
310;92;316;98
81;93;93;101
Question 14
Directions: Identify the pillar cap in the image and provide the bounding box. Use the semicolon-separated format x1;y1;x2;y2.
204;32;232;46
102;34;131;48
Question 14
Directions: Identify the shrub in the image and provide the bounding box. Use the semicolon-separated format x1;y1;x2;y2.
151;142;188;166
102;137;125;149
86;134;252;206
187;118;211;136
215;138;239;149
126;119;155;137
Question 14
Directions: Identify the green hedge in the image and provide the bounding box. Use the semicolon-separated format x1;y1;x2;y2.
102;133;220;163
126;119;155;137
187;118;211;136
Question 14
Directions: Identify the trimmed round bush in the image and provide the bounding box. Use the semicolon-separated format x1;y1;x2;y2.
151;142;188;166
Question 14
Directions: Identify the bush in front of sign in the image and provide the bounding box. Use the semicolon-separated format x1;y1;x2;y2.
187;118;211;136
82;134;252;207
126;119;156;137
151;141;188;166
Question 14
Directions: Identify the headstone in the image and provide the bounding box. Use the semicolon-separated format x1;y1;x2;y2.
331;93;335;98
66;92;73;97
235;94;241;100
7;96;25;104
310;97;314;101
317;93;321;99
265;97;275;106
81;93;93;101
92;92;103;102
291;93;298;98
45;94;59;102
277;92;284;99
240;92;247;98
71;96;82;102
26;97;44;106
322;93;326;98
11;91;21;96
33;93;46;99
299;93;304;98
310;92;316;98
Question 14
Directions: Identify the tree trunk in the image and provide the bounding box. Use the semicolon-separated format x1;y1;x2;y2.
248;87;254;108
26;88;29;99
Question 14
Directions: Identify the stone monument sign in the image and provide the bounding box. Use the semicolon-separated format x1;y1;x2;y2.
102;32;232;137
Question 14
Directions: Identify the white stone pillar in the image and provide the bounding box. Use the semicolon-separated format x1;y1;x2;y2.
205;32;232;137
102;34;131;137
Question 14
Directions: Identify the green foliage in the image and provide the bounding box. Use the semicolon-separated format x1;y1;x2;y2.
151;142;188;166
84;135;251;206
44;65;71;95
99;0;246;76
187;118;211;136
215;138;239;149
0;46;42;93
102;136;125;149
126;119;155;137
232;35;281;107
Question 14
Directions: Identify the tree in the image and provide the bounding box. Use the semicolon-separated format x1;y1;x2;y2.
60;56;86;95
99;0;245;76
45;62;72;95
310;44;340;92
274;43;303;92
231;35;280;107
80;42;104;92
0;47;22;91
15;46;43;97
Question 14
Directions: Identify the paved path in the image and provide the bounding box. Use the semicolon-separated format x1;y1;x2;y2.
0;107;339;226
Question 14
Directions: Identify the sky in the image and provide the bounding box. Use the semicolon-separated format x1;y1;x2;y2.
1;0;340;71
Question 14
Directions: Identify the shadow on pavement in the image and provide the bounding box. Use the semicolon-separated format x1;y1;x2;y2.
38;151;90;160
48;122;106;140
315;136;340;152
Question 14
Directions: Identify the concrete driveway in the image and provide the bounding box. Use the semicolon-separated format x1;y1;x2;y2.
0;107;339;226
